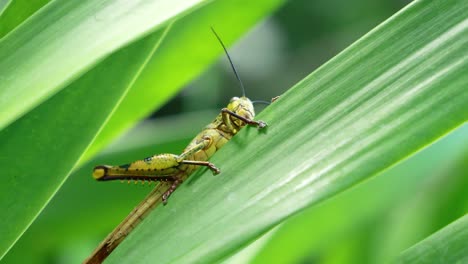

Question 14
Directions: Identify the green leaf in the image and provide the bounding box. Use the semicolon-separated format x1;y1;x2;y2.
0;0;11;16
369;142;468;263
82;0;286;160
1;113;211;264
0;0;208;132
0;0;285;260
394;214;468;263
0;25;170;258
105;0;468;263
249;125;468;264
0;0;52;38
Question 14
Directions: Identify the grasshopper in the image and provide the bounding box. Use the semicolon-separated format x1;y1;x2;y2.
84;28;270;264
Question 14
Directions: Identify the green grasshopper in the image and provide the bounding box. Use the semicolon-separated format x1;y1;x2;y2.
84;28;269;264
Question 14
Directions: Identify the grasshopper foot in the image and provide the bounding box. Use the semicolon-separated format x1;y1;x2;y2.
207;162;221;175
162;178;182;205
257;120;267;129
271;96;280;103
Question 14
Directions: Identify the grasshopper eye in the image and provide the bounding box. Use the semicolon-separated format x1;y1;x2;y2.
230;97;239;102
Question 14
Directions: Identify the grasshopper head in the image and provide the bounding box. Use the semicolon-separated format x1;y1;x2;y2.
227;96;255;123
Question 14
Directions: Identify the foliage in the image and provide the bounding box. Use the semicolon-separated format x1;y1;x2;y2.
0;0;466;263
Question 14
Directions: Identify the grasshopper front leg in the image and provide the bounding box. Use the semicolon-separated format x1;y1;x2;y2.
221;108;267;129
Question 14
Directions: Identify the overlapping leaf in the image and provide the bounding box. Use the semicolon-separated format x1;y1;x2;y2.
106;0;468;262
0;0;285;260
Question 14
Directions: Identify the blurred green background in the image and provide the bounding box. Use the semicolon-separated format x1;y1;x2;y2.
2;0;467;263
152;0;414;119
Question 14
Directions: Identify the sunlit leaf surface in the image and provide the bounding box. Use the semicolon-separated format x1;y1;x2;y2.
107;0;468;263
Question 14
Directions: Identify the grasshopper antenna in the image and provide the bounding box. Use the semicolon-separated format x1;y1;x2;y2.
211;27;246;97
252;100;271;105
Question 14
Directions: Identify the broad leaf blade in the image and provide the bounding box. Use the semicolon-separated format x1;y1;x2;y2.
0;26;170;258
394;214;468;263
250;125;468;264
370;146;468;263
108;0;468;263
0;0;51;38
0;0;286;261
0;112;215;264
0;0;208;131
